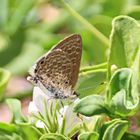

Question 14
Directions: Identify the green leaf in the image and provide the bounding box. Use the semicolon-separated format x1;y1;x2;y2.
108;68;132;100
7;0;37;35
0;122;39;140
12;133;24;140
77;63;107;98
89;15;112;38
0;122;17;134
78;132;99;140
122;132;140;140
131;47;140;105
0;133;23;140
39;133;69;140
107;68;139;117
101;119;129;140
107;15;140;117
74;95;108;116
18;123;40;140
0;0;8;28
0;68;10;100
126;6;140;20
102;0;125;17
0;123;37;140
4;38;43;75
6;99;25;123
81;32;108;65
67;124;81;138
108;16;140;79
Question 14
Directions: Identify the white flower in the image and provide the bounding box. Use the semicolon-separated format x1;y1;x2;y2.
28;86;90;135
28;101;39;114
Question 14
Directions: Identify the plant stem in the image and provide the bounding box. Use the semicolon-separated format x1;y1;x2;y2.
60;0;110;48
79;69;107;76
80;62;107;73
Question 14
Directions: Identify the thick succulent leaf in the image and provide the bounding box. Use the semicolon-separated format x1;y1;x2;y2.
108;16;140;79
74;95;108;116
107;68;139;117
108;68;132;100
107;15;140;117
0;122;39;140
78;132;99;140
131;48;140;107
39;133;69;140
122;132;140;140
100;119;128;140
18;123;40;140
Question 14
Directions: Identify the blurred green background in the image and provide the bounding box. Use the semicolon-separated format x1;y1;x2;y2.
0;0;140;122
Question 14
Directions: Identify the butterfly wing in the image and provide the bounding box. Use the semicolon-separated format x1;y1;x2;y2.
28;34;82;97
51;34;82;88
34;49;74;90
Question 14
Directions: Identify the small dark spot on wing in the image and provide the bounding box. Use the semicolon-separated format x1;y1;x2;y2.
40;60;44;64
35;69;37;73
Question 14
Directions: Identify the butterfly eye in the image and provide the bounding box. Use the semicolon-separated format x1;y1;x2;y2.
65;81;68;84
33;77;38;84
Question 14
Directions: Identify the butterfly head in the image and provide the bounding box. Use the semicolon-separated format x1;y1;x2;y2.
27;75;38;85
27;64;39;85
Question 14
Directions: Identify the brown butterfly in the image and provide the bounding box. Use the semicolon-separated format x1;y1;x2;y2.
27;34;82;99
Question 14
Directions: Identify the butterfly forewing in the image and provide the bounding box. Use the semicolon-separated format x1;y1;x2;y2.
29;34;82;98
51;34;82;88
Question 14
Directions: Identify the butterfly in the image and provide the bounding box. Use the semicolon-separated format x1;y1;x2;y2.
27;34;82;99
